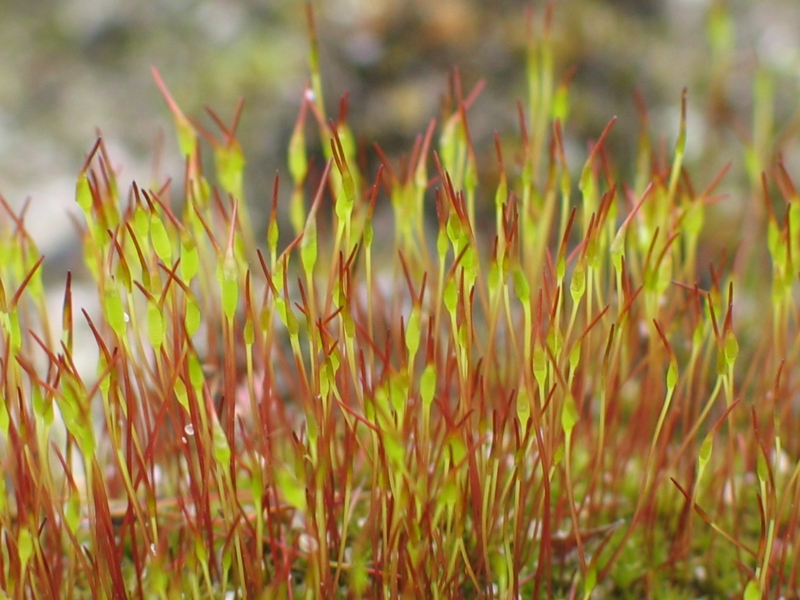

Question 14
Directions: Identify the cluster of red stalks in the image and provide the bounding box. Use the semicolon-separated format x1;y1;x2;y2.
0;4;799;599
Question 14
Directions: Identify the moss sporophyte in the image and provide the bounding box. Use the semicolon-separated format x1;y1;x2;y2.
0;3;799;598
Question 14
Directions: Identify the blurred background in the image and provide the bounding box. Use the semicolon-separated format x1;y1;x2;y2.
1;0;799;281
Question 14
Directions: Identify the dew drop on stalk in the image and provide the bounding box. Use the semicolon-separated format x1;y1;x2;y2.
149;543;157;556
184;423;195;436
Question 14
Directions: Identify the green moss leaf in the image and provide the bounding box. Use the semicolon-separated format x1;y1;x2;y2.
275;463;306;512
562;393;579;434
103;284;127;337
